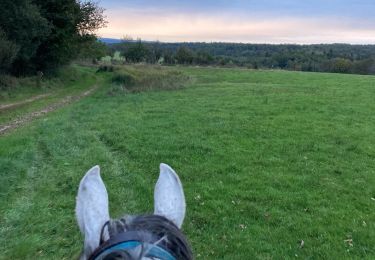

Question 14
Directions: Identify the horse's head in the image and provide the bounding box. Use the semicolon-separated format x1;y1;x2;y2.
75;163;192;260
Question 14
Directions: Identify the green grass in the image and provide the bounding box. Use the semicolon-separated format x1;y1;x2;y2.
1;66;375;259
108;64;190;93
0;66;92;102
0;66;99;125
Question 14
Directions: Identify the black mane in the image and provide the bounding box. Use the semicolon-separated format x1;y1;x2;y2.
97;214;193;260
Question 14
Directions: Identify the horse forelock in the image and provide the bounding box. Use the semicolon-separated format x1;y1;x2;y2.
98;214;192;260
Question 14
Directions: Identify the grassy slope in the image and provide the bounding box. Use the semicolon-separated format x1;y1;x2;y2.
1;67;375;259
0;66;98;125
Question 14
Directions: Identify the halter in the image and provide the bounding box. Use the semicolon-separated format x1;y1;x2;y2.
89;230;176;260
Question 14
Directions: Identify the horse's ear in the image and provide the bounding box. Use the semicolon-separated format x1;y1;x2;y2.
154;163;186;228
76;165;109;258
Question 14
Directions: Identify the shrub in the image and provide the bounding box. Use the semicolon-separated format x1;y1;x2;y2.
109;65;190;94
96;65;115;73
111;72;135;87
0;74;17;89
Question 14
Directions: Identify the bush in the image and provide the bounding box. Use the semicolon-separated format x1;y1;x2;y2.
111;72;135;87
109;65;190;93
0;74;17;89
96;65;115;73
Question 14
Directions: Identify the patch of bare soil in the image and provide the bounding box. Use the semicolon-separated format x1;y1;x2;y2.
0;93;51;111
0;85;97;135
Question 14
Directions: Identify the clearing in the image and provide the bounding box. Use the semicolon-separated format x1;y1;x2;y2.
0;66;375;259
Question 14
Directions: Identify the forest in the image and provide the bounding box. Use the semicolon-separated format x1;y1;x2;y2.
0;0;106;77
109;40;375;75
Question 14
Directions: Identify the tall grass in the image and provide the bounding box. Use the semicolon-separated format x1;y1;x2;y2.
0;65;94;102
105;65;191;94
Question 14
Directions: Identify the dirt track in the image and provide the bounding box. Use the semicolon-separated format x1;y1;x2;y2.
0;85;97;135
0;93;51;111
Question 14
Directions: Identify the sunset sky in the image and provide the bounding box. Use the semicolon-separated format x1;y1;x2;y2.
98;0;375;44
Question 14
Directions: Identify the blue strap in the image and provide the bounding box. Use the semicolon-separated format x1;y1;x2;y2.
95;240;176;260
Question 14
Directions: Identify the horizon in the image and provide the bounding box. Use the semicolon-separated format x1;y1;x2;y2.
100;37;375;46
98;0;375;45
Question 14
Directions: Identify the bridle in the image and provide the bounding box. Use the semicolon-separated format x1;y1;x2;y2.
88;224;176;260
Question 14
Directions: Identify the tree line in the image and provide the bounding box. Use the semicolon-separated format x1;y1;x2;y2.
109;40;375;75
0;0;106;76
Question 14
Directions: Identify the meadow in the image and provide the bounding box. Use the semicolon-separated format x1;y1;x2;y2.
1;65;375;259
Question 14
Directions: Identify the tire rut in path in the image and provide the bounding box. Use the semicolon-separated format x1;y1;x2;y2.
0;93;51;111
0;85;98;135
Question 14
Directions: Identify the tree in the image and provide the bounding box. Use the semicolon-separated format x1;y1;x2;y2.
77;34;109;61
108;41;375;75
175;47;194;64
124;40;149;63
77;1;107;35
352;59;375;75
76;1;107;62
163;51;175;64
33;0;106;72
0;0;50;75
194;51;213;65
0;29;19;73
273;53;289;68
331;58;352;73
0;0;107;75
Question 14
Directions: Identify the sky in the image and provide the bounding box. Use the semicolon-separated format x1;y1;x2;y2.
98;0;375;44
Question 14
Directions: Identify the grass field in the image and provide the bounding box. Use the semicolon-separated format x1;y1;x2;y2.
0;66;99;125
1;65;375;259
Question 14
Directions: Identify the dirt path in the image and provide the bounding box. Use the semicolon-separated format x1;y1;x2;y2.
0;93;51;111
0;85;98;135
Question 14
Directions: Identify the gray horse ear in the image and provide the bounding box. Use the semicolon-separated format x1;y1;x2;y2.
76;166;110;258
154;163;186;228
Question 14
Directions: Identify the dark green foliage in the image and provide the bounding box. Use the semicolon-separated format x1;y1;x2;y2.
109;41;375;75
0;0;50;75
96;65;115;73
0;0;106;76
144;42;162;63
32;0;82;73
351;59;375;75
323;58;353;73
77;35;109;60
176;46;194;64
195;51;214;65
0;29;19;73
111;72;135;86
123;40;150;63
0;74;17;90
175;47;194;64
163;51;176;64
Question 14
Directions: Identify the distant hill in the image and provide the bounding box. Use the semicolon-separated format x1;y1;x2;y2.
108;41;375;75
99;38;158;44
99;38;122;44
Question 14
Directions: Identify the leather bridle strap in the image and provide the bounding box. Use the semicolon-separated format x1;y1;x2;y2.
88;231;175;260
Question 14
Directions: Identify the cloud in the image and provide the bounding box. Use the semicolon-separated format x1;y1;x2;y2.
101;0;375;21
98;11;375;44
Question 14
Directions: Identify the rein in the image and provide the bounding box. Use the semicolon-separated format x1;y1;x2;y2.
89;230;176;260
